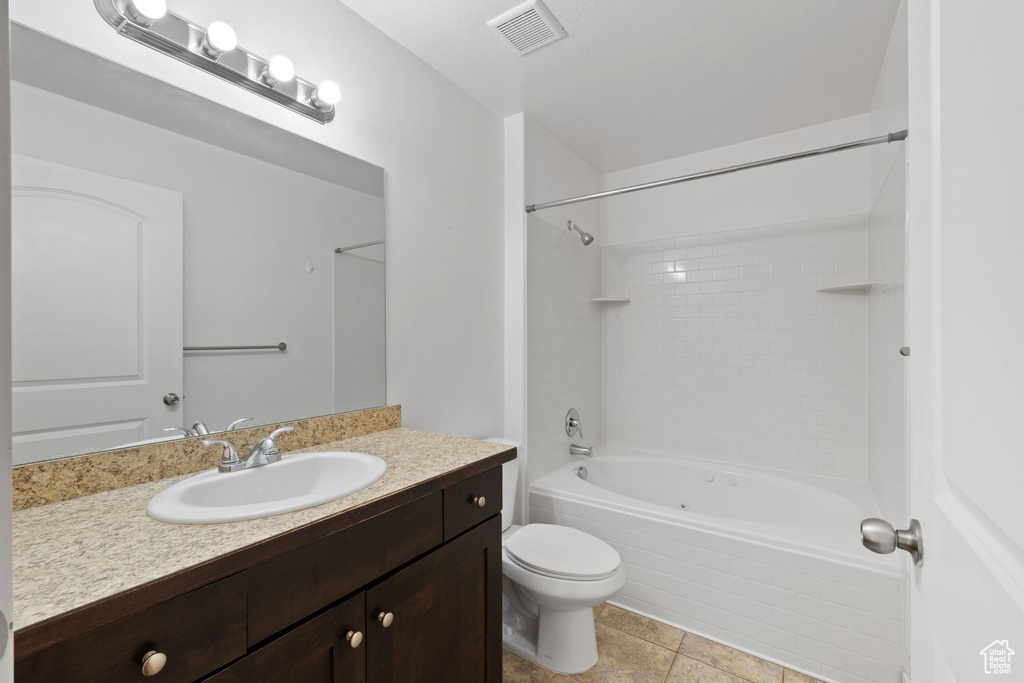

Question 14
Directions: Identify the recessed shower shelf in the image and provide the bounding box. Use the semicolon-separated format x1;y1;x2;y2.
817;283;873;294
591;298;631;303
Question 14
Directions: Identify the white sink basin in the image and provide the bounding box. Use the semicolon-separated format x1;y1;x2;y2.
147;451;387;524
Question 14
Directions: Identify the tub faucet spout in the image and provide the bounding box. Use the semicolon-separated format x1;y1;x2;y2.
570;443;593;458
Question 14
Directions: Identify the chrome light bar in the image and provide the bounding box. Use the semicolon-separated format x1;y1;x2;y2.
94;0;337;124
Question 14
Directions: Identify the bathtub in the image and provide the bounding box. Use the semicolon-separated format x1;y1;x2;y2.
529;446;905;683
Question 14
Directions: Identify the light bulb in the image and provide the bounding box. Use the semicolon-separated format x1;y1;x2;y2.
127;0;167;25
201;21;237;58
262;55;295;86
311;80;341;110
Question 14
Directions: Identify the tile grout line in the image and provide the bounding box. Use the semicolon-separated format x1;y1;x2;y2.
597;615;762;683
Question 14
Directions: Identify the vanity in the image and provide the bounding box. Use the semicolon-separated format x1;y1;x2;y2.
11;428;514;682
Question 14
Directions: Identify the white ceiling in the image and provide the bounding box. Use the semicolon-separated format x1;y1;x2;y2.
340;0;900;173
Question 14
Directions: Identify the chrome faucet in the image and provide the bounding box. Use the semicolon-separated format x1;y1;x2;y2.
570;443;594;458
192;421;211;436
204;426;295;473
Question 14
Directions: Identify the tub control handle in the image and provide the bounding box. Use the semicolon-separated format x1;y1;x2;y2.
861;518;924;566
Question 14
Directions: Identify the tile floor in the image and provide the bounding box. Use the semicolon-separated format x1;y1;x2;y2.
502;604;825;683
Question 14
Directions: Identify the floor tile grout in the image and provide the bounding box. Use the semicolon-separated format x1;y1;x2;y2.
505;603;817;683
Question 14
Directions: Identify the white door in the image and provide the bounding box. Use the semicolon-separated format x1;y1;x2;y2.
11;155;183;463
906;2;1024;681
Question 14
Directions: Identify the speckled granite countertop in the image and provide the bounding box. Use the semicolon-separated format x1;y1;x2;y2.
13;428;513;632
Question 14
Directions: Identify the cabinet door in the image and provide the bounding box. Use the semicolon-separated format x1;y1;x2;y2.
365;515;501;683
204;593;366;683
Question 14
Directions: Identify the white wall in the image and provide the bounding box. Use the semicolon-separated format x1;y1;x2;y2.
11;0;505;438
866;0;908;529
601;115;872;245
868;1;909;205
334;253;386;413
12;83;384;435
524;118;602;483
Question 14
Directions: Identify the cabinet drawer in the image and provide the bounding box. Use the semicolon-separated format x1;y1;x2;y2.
204;592;365;683
247;493;442;645
16;573;246;683
443;467;501;541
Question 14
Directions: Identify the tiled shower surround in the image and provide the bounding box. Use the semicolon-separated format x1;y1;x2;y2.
601;216;871;480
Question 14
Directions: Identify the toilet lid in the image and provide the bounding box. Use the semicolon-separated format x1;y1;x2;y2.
505;524;621;581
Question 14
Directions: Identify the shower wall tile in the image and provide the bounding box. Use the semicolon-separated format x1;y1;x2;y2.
602;216;870;480
527;216;603;483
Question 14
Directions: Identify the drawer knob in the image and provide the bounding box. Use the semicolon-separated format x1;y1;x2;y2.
346;630;363;648
141;650;167;676
472;496;486;508
377;611;394;628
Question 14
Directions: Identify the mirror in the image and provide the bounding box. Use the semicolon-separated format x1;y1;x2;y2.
10;25;386;465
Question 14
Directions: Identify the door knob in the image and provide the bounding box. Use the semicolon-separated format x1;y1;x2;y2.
162;393;180;406
861;518;924;566
346;630;363;648
377;611;394;628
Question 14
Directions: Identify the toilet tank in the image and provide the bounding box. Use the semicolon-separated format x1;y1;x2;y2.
484;438;519;531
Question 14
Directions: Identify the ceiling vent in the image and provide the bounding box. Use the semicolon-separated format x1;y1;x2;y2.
487;0;567;56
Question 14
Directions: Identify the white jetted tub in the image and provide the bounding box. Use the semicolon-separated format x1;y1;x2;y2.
529;446;905;683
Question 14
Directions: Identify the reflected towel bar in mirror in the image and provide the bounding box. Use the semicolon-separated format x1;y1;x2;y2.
335;239;384;254
184;343;287;352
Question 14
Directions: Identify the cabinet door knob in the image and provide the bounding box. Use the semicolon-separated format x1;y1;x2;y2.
472;496;486;508
377;611;394;628
141;650;167;676
346;630;363;648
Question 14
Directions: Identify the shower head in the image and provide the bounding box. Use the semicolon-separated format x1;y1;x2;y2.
567;220;595;246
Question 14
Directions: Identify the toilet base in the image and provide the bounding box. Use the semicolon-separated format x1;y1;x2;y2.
501;580;600;674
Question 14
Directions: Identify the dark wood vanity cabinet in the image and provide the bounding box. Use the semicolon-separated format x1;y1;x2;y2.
366;517;501;682
15;465;504;683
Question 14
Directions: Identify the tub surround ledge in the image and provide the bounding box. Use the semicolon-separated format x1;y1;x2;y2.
13;427;515;661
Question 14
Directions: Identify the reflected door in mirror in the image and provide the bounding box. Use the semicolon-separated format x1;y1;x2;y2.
11;155;184;464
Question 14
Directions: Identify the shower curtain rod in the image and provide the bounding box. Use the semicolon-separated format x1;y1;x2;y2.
525;129;908;213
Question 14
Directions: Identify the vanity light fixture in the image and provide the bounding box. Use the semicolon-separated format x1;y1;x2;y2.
311;80;341;111
125;0;166;27
261;56;296;87
94;0;338;123
200;21;237;59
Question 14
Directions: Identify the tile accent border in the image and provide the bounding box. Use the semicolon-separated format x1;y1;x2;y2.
11;405;401;511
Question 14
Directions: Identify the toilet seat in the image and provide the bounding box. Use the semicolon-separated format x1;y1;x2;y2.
505;524;620;581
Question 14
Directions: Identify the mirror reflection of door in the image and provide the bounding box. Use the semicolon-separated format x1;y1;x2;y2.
11;154;183;464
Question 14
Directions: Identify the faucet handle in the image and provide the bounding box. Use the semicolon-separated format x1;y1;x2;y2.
565;408;584;439
163;427;195;438
259;426;294;462
203;438;241;471
264;425;294;443
225;417;253;432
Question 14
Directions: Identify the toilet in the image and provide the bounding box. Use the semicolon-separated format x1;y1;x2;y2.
486;439;626;674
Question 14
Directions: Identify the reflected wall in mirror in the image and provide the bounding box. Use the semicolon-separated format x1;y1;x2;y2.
10;25;386;465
